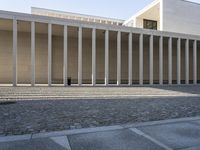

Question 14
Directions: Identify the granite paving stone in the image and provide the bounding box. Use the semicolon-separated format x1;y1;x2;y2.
68;129;164;150
138;122;200;150
0;86;200;135
0;138;69;150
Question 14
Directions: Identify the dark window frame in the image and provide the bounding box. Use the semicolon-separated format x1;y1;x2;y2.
143;19;157;30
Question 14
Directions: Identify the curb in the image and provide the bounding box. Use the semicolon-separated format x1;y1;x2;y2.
0;116;200;143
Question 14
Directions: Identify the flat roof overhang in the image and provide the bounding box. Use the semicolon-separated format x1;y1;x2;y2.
0;9;200;40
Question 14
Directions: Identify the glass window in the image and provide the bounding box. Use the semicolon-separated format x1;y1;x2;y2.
143;19;157;30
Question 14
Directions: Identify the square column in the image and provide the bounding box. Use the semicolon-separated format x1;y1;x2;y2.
117;31;121;85
31;21;35;86
63;25;68;87
185;39;189;84
48;23;52;86
13;19;17;87
193;40;197;84
168;37;172;85
149;35;153;85
78;27;82;86
92;28;96;86
139;34;143;85
128;32;132;86
159;36;163;85
105;30;109;86
177;38;181;85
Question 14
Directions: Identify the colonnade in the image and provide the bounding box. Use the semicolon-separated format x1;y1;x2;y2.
10;19;198;86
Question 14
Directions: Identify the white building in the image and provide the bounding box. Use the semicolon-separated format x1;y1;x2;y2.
124;0;200;36
0;0;199;86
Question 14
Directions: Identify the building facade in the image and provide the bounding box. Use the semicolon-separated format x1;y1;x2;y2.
124;0;200;36
0;0;200;86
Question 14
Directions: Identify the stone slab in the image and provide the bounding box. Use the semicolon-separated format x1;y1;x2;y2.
50;136;71;150
138;122;200;150
68;129;163;150
182;145;200;150
0;134;31;142
191;120;200;125
0;138;69;150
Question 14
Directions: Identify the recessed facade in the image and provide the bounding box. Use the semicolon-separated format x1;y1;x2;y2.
0;0;200;86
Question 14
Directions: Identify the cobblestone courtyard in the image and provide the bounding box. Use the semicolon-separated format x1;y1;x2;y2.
0;86;200;136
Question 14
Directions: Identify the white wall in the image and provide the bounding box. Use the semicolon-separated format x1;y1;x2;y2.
134;17;160;30
163;0;200;35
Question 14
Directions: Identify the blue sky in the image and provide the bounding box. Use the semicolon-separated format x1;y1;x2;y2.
0;0;199;20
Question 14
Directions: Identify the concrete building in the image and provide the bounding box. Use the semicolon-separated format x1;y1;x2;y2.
0;0;200;86
124;0;200;36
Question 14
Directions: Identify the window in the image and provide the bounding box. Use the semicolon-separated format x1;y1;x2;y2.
143;19;157;30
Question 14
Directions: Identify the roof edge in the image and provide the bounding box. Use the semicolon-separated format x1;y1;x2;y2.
123;0;160;25
31;7;125;23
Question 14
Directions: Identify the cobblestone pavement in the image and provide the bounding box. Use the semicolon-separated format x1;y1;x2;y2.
0;86;200;136
1;97;200;136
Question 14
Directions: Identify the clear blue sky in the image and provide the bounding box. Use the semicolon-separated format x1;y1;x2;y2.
0;0;199;20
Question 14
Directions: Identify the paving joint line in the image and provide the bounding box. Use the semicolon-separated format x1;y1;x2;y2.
122;116;200;128
0;116;200;143
129;128;173;150
31;125;124;139
65;135;72;150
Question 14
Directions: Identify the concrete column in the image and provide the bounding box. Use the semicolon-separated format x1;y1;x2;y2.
48;23;52;86
78;27;82;86
105;30;109;85
139;34;143;85
117;31;121;85
128;32;132;86
63;25;68;87
149;35;153;85
168;37;172;85
185;39;189;84
92;28;96;86
193;40;197;84
159;36;163;85
177;38;181;85
31;21;35;86
13;19;17;87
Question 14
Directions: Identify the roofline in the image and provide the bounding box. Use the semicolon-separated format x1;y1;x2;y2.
0;9;200;40
31;7;125;23
123;0;160;25
182;0;200;6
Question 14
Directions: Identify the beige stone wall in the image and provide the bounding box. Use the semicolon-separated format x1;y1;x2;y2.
35;33;48;84
121;34;128;84
18;32;31;84
52;36;63;84
0;31;13;84
198;43;200;82
0;30;199;85
96;31;105;84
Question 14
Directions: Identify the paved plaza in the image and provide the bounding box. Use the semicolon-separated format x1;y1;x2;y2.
0;85;200;149
0;85;200;136
0;117;200;150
